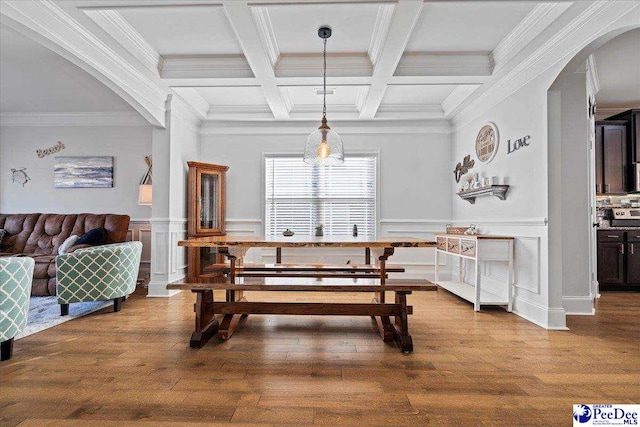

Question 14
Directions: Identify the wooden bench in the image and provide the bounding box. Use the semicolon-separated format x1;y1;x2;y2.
168;277;436;353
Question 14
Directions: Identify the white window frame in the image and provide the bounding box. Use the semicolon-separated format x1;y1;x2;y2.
262;150;380;238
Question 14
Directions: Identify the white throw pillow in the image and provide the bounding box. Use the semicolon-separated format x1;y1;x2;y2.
58;235;80;255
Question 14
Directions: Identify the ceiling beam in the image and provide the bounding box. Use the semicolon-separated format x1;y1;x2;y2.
83;9;161;74
222;1;289;119
359;0;424;119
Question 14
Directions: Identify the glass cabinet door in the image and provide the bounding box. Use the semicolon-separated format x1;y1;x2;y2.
199;171;220;231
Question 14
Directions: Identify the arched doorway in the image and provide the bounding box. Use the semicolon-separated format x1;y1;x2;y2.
547;25;640;316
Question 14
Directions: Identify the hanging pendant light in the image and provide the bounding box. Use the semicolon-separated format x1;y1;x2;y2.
303;26;344;166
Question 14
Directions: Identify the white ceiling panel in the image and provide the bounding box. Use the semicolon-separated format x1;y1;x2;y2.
265;3;383;54
381;85;458;105
281;86;368;107
118;6;242;55
181;87;269;106
406;2;537;52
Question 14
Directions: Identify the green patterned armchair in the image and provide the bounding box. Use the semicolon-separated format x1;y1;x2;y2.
1;257;34;361
56;242;142;316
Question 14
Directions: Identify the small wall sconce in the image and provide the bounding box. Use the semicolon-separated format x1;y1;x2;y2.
138;155;152;206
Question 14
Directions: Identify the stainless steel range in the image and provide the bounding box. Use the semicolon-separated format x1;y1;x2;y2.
612;208;640;226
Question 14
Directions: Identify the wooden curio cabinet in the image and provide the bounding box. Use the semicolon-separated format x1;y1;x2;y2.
188;162;228;236
187;162;229;280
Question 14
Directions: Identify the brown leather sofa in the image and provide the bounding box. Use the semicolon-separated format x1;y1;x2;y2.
0;214;130;296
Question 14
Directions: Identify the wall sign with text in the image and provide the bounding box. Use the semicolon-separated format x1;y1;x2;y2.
507;135;531;154
475;122;499;163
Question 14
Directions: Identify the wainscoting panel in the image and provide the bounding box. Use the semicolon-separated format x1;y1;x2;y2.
127;219;151;279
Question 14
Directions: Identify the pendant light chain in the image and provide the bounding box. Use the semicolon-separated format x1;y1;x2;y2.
323;38;327;119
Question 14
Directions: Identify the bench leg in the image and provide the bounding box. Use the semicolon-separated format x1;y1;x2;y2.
190;290;219;348
60;303;69;316
371;297;394;342
393;291;413;353
218;290;248;340
1;338;14;361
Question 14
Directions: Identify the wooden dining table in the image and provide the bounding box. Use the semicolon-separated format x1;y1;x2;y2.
170;235;436;352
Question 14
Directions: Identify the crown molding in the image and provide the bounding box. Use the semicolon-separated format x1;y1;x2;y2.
491;3;572;72
586;53;601;94
0;112;149;127
368;4;395;66
441;85;481;118
395;52;492;77
452;1;637;130
199;119;451;135
355;86;370;113
160;55;253;79
276;53;373;78
0;0;168;128
167;94;203;134
375;104;444;120
251;6;280;67
83;9;161;74
279;87;294;113
171;88;209;120
207;105;274;120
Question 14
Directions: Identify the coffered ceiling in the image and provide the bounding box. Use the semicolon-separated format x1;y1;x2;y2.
0;0;572;123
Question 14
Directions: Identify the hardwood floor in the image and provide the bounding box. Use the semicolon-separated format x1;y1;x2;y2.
1;288;638;426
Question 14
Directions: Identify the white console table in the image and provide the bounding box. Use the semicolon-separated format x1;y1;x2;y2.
434;233;514;312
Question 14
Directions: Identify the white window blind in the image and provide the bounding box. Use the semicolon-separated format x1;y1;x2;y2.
265;155;377;238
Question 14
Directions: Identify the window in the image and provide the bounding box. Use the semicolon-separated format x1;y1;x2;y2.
265;154;377;238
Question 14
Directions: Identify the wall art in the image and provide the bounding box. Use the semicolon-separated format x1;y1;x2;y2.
36;141;65;158
475;122;499;163
54;156;114;188
453;155;475;183
11;168;31;186
507;135;531;154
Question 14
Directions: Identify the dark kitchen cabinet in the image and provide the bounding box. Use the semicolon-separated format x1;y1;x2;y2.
597;243;625;285
595;121;627;194
606;109;640;164
626;241;640;284
597;231;640;291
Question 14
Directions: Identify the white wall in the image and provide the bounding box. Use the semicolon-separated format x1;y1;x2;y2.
451;74;558;328
199;130;452;278
0;124;154;276
0;125;152;217
549;71;593;315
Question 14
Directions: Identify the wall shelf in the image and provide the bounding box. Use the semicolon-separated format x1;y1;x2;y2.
457;185;510;204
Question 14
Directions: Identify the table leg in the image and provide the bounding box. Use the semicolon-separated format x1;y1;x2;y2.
190;290;219;348
373;247;395;343
393;291;413;353
218;250;248;340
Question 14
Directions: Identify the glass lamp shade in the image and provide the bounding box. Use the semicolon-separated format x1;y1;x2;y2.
303;119;344;165
138;184;152;206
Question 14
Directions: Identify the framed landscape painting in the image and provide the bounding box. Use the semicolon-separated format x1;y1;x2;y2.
54;156;114;188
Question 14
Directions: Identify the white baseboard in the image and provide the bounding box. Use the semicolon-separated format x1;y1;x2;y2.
147;281;181;297
563;296;595;315
512;296;568;330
